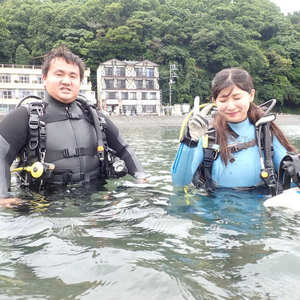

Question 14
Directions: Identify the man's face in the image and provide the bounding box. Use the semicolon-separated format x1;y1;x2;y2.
43;58;81;104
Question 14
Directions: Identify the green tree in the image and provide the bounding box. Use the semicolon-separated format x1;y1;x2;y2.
0;16;12;62
0;0;299;109
15;44;31;65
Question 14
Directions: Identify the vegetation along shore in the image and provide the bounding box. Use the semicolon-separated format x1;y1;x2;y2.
0;0;299;110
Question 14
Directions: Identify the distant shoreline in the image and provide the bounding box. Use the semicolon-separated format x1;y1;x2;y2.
0;112;299;128
110;114;300;128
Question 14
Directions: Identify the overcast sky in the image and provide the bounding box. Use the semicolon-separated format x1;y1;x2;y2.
270;0;300;14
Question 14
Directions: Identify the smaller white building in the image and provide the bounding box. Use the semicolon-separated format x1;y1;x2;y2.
97;59;161;115
0;64;95;112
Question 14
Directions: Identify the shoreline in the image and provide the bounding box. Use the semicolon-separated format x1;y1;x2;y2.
109;114;300;128
0;112;299;127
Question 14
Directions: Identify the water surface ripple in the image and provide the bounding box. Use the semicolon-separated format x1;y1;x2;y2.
0;124;300;299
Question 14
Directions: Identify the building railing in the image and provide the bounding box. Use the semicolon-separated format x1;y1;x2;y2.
0;64;42;69
102;74;158;79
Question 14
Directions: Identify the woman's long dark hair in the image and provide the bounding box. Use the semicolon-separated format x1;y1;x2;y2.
211;68;297;165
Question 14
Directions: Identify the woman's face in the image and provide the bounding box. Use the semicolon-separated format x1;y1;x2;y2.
214;85;255;123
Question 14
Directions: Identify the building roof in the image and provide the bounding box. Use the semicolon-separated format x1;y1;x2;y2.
100;59;158;67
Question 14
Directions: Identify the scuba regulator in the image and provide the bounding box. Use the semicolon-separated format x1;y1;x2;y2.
278;153;300;189
105;151;128;178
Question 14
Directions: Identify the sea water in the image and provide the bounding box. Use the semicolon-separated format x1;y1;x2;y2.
0;123;300;299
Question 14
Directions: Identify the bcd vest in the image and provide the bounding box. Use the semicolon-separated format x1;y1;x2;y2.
17;95;126;187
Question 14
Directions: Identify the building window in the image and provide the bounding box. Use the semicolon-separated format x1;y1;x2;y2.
32;76;42;84
135;80;143;89
141;92;147;100
19;90;32;99
146;80;154;89
146;68;154;77
129;92;136;100
106;92;117;99
150;92;156;100
142;105;156;113
2;90;13;99
117;79;126;89
104;79;114;89
116;67;125;77
121;92;128;100
135;67;143;77
104;67;113;76
0;74;11;83
122;105;137;115
19;75;29;83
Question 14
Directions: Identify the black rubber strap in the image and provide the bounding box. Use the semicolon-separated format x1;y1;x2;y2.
46;147;97;162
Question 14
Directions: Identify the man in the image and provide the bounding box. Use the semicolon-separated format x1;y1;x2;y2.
0;46;147;207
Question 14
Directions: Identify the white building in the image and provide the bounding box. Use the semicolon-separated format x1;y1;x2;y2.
97;59;161;115
0;64;95;112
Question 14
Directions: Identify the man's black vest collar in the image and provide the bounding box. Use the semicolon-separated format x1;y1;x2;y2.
44;91;76;109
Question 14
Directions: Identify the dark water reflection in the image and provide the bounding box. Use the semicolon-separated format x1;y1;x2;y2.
1;123;300;299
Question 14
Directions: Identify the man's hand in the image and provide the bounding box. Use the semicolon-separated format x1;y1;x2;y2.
188;96;214;142
0;198;24;208
136;177;148;184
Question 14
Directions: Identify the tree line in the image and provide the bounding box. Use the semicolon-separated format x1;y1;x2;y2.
0;0;299;111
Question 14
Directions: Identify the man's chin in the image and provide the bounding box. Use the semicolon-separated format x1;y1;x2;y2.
56;95;76;104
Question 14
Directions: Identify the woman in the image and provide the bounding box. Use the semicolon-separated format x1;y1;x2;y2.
172;68;296;191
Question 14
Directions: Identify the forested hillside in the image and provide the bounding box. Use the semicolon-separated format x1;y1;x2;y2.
0;0;299;110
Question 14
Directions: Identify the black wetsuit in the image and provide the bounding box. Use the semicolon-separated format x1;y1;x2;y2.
0;94;145;198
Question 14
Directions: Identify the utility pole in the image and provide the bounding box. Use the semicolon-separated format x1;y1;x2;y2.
169;64;178;113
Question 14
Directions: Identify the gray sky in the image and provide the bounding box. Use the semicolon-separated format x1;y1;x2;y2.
271;0;300;14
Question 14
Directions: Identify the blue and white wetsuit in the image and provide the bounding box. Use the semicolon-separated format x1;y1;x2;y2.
172;118;287;188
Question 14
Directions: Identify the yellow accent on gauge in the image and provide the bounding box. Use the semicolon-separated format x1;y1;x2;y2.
202;134;209;148
11;162;44;178
28;162;44;178
97;146;104;152
11;162;55;178
261;170;269;178
184;186;191;205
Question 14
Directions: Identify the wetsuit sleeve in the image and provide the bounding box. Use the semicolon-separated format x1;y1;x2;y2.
0;107;29;197
102;115;146;179
171;140;204;186
272;135;288;171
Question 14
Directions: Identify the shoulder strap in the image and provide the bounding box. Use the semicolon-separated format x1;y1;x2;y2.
255;120;278;195
192;127;219;193
75;96;106;159
16;99;46;187
75;96;115;178
22;100;46;164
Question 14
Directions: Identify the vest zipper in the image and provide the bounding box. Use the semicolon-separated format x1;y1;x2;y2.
65;105;70;118
65;103;84;180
